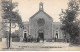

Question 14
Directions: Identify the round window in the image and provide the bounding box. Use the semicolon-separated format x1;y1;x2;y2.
37;18;45;26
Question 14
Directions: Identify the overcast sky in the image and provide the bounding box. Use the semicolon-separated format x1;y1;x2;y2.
13;0;69;22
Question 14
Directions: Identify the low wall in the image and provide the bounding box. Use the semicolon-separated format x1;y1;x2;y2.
12;38;20;42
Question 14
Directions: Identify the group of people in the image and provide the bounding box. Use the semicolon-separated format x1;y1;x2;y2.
37;37;44;42
23;35;44;42
23;35;33;42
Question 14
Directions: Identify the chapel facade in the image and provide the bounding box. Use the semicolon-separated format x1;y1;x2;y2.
29;2;53;40
20;2;65;42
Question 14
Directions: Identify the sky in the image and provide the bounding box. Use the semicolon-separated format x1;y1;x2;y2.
0;0;80;32
13;0;69;22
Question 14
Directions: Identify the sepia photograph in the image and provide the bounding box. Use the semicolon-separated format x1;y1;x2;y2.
0;0;80;51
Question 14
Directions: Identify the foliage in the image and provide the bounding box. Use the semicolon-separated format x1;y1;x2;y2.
1;0;23;28
60;0;80;44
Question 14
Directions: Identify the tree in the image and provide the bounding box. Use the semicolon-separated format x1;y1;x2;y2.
1;0;23;36
1;0;23;48
1;0;23;28
60;0;80;44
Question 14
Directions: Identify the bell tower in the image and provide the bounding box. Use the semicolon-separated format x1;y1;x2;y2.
39;2;44;11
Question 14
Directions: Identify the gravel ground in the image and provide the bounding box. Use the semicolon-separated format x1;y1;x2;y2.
0;42;80;51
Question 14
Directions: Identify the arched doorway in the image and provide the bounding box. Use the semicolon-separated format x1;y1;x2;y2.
56;31;58;39
56;33;58;39
23;31;28;41
38;29;44;40
24;33;27;38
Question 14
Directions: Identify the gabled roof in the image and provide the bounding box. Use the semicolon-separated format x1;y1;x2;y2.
30;10;53;20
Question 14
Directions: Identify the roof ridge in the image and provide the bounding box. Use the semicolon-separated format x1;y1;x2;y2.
29;10;53;20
